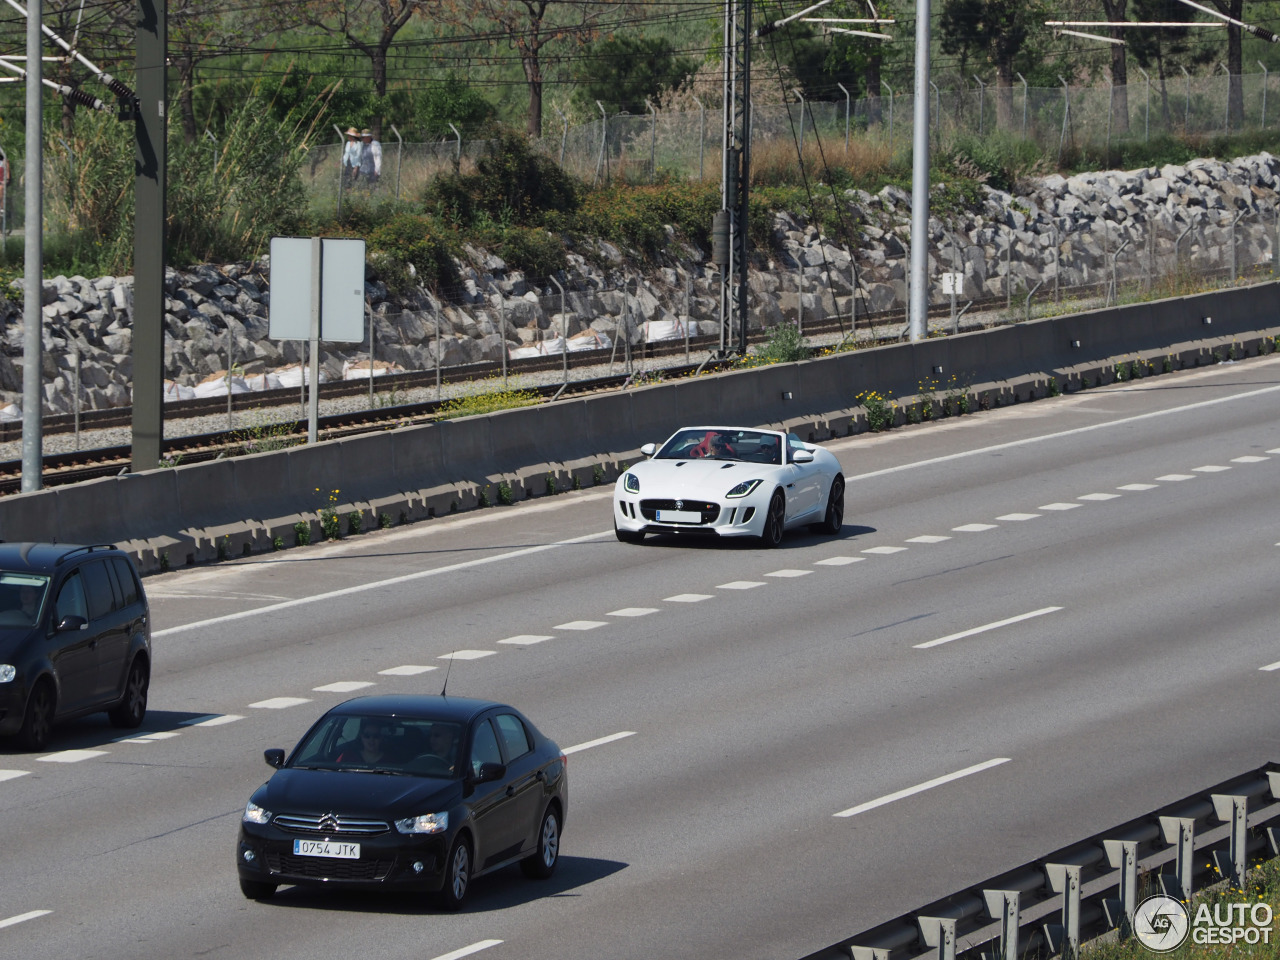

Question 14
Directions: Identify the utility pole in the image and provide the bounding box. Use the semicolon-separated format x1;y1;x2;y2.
907;0;930;341
131;0;165;472
713;0;752;356
20;0;41;492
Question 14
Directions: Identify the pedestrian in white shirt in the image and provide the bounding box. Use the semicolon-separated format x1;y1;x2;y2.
342;127;361;184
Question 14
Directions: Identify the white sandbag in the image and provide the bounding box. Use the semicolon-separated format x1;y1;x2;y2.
342;360;405;381
162;380;196;402
507;344;544;360
0;402;21;421
193;372;251;399
539;335;566;355
644;318;685;342
242;372;285;392
273;364;328;388
568;329;609;352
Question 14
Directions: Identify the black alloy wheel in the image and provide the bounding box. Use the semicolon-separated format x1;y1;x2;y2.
521;806;561;879
438;834;472;911
811;476;845;536
238;878;277;900
108;658;149;728
761;490;786;548
614;525;645;544
18;680;54;752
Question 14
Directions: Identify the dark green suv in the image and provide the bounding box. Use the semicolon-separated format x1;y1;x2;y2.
0;543;151;751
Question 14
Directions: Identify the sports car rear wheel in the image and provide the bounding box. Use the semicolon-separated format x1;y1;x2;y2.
615;525;645;544
760;490;785;548
811;475;845;536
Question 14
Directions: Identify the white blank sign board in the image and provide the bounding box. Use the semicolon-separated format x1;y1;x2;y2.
268;236;367;342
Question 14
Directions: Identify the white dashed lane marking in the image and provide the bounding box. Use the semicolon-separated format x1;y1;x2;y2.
379;665;437;675
814;557;864;565
438;650;496;661
314;681;376;693
765;569;812;578
496;635;553;646
997;513;1040;521
114;731;182;744
953;523;998;532
862;546;906;555
181;714;243;727
1039;502;1081;511
664;593;714;602
562;731;636;755
0;910;51;930
553;620;609;630
834;758;1012;818
249;697;312;710
1193;465;1231;473
0;770;29;782
906;535;951;544
607;607;660;616
38;750;108;763
1156;474;1196;481
1260;660;1280;672
426;940;504;960
1118;483;1157;491
1232;456;1269;463
1078;493;1120;501
717;581;768;589
914;606;1064;650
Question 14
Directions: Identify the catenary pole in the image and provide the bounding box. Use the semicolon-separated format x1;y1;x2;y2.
20;0;41;491
908;0;930;340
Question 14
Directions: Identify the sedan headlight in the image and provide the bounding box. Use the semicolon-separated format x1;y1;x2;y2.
726;479;762;499
623;473;640;494
0;665;14;684
395;811;448;835
242;801;273;825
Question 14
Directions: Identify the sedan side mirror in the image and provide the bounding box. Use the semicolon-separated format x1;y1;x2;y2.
264;748;285;769
791;449;815;463
473;761;507;785
640;443;656;457
56;615;88;632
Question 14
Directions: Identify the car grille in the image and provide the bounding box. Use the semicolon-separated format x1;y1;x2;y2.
639;499;720;524
272;814;390;836
265;853;395;881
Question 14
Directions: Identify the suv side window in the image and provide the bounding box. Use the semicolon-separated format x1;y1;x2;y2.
81;560;117;620
53;571;89;624
494;714;532;760
110;557;139;607
469;719;503;777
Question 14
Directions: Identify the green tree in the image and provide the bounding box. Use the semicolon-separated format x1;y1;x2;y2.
939;0;1046;128
575;36;698;114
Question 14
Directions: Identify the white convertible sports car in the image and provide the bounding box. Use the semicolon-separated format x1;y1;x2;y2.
613;426;845;546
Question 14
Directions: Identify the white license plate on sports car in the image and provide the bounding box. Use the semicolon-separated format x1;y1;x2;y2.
294;839;360;859
657;509;702;523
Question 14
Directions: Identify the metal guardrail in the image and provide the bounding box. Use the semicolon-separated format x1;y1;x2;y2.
809;763;1280;960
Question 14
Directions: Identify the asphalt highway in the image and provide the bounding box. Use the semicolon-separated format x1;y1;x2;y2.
2;356;1279;960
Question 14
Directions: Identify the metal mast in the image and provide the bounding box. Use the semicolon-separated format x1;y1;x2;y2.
715;0;752;355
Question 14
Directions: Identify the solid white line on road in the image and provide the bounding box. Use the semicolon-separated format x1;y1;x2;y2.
562;731;636;755
1039;502;1081;511
426;940;504;960
862;546;906;555
379;665;437;675
496;635;553;646
1117;483;1157;491
842;383;1280;484
906;535;951;544
1193;465;1231;473
0;770;29;782
1231;456;1269;463
953;523;998;532
766;569;813;577
664;593;714;602
1156;474;1196;481
717;581;767;589
438;650;496;661
154;531;612;638
0;910;51;930
1260;660;1280;672
1079;493;1120;501
314;681;375;693
607;607;660;616
914;607;1064;650
180;714;244;727
553;620;608;630
249;697;312;710
38;750;108;763
997;513;1040;521
834;758;1012;818
814;556;865;565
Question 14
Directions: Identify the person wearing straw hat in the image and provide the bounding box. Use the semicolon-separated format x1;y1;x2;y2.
358;128;382;187
342;126;361;184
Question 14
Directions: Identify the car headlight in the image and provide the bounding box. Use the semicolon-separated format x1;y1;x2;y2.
726;479;762;499
623;473;640;494
395;811;448;834
242;801;273;825
0;665;14;684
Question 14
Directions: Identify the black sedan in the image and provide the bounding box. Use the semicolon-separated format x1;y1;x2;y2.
236;695;568;909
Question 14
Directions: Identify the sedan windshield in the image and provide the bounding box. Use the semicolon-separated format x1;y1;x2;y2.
0;572;50;628
657;429;782;465
289;715;465;779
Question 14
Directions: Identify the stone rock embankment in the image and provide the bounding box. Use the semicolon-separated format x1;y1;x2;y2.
3;152;1277;416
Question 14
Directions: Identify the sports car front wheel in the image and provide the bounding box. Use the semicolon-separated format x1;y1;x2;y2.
760;490;786;548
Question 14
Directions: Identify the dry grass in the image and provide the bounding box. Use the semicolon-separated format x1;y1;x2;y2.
749;137;892;188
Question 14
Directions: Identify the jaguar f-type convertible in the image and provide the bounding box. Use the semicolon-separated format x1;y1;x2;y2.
613;426;844;546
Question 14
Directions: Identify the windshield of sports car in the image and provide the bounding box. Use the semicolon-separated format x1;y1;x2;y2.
0;572;50;628
288;714;465;778
656;429;782;464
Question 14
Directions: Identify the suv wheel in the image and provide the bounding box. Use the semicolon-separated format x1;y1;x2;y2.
18;680;55;752
108;658;149;728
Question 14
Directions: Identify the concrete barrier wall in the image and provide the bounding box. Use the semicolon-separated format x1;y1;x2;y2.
2;283;1277;568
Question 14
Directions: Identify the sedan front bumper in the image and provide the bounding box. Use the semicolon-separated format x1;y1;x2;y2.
237;824;450;892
